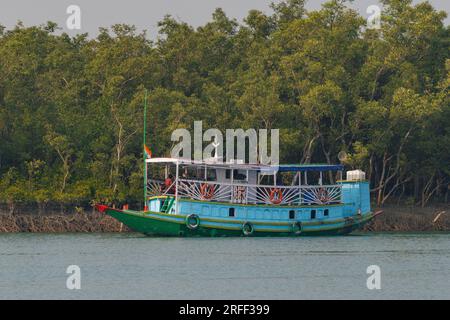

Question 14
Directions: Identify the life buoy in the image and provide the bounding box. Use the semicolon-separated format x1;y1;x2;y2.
242;221;254;236
200;183;215;200
186;214;200;230
292;221;302;235
344;217;354;226
317;188;330;203
269;188;283;204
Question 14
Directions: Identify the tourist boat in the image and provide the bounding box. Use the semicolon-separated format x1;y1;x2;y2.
96;157;381;237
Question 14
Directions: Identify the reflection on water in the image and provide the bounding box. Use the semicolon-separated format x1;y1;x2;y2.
0;233;449;299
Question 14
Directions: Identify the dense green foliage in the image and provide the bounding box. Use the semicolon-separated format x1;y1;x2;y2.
0;0;448;211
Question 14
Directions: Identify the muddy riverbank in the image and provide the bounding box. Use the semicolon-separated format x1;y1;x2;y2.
0;209;129;233
0;204;447;233
363;205;449;232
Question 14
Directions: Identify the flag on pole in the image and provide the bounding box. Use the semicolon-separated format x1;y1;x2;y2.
144;144;152;159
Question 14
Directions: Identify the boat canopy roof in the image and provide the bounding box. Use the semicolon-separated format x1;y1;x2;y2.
146;158;343;172
269;164;344;172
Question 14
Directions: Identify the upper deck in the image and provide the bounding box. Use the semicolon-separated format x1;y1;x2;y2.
146;158;345;206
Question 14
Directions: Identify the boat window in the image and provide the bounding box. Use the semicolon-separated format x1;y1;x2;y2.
225;169;246;181
229;208;235;217
322;171;335;185
292;172;301;185
180;166;197;180
324;209;329;216
196;167;205;180
310;210;316;219
280;172;295;186
308;172;320;185
289;210;295;219
148;163;167;181
206;169;217;181
258;174;274;186
234;170;247;181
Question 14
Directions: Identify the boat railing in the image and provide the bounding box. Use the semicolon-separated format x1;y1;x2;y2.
147;179;176;197
165;179;342;206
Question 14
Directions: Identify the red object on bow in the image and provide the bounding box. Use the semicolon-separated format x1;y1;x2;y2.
95;204;108;213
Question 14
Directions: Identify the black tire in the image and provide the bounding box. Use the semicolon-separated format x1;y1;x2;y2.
242;221;254;236
186;214;200;230
292;221;302;235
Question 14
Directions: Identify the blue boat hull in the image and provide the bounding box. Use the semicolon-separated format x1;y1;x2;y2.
98;205;378;237
96;180;377;237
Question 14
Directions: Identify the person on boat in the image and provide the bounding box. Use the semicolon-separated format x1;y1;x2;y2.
165;174;175;194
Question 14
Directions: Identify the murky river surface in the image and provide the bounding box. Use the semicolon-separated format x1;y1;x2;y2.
0;232;448;299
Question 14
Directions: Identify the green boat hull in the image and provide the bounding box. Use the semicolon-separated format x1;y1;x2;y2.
100;206;378;237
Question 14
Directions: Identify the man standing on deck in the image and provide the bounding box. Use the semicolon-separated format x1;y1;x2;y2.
165;174;174;194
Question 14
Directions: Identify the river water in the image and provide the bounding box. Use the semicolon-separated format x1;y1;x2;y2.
0;233;448;299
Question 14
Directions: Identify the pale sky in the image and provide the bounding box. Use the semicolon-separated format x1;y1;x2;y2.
0;0;448;39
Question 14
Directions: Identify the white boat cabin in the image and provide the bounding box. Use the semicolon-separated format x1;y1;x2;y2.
146;158;344;207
